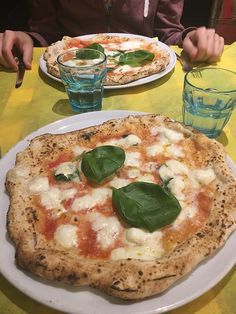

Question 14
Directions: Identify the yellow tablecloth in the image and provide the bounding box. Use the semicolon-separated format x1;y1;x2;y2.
0;44;235;314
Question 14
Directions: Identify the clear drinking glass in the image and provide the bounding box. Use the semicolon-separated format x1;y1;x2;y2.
57;48;107;113
183;67;236;138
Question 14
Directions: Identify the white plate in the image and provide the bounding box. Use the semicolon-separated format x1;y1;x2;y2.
0;110;235;314
39;33;176;89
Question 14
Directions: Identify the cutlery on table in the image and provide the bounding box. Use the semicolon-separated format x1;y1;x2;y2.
175;52;193;72
175;51;204;75
13;48;26;88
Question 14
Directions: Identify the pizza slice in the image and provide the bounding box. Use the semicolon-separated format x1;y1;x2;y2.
43;34;170;85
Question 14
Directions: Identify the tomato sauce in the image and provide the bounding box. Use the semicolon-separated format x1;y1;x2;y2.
43;217;58;240
46;153;74;170
162;191;212;253
77;220;111;259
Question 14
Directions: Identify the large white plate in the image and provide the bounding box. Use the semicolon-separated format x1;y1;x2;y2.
0;110;235;314
39;33;176;89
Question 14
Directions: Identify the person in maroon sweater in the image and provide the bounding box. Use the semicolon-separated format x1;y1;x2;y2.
0;0;224;71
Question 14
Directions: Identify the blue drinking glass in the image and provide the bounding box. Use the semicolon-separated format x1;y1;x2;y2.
183;67;236;138
57;48;107;113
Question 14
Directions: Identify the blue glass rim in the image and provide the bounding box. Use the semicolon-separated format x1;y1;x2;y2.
184;67;236;94
57;48;107;69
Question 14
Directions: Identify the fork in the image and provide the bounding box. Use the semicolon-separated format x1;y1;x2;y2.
192;70;202;78
175;52;193;72
13;47;26;88
15;54;25;88
175;52;203;77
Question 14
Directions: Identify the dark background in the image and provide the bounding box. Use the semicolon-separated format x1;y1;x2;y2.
0;0;235;43
0;0;29;32
0;0;214;32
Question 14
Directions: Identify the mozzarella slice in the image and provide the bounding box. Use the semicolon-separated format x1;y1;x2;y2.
166;144;184;158
167;177;186;201
54;224;78;248
126;228;150;245
28;177;49;193
151;126;184;143
193;168;216;185
91;213;121;249
146;143;164;156
159;160;189;181
54;162;77;177
109;177;131;188
71;188;112;212
124;152;141;168
172;202;198;228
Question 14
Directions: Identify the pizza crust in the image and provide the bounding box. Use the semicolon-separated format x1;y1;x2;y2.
6;114;236;300
43;34;170;85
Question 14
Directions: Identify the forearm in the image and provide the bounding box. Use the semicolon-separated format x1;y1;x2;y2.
154;0;189;45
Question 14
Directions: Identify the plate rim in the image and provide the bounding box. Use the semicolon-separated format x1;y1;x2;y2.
39;32;176;89
0;110;236;314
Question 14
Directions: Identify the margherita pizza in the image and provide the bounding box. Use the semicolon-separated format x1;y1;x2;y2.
43;34;170;85
6;114;236;300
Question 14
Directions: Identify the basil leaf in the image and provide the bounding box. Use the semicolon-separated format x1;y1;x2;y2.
86;43;104;53
118;50;154;66
81;145;125;184
54;169;80;182
76;48;101;60
112;182;181;232
54;162;79;182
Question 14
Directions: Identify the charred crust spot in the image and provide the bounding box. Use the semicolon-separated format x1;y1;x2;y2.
110;285;137;292
149;274;176;281
35;261;47;270
81;132;95;141
196;232;205;238
38;254;46;261
73;216;78;222
122;134;129;138
138;271;143;276
83;272;88;278
112;280;120;286
67;272;80;282
97;268;101;273
32;210;39;222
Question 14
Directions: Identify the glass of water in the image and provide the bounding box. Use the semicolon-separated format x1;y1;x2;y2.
183;67;236;138
57;48;107;113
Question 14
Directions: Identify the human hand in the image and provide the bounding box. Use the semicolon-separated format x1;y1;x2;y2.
183;27;224;63
0;30;33;71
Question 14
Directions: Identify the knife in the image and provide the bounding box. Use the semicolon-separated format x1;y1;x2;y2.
15;54;26;88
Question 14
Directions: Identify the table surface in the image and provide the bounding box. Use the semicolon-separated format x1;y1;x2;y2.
0;44;235;314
